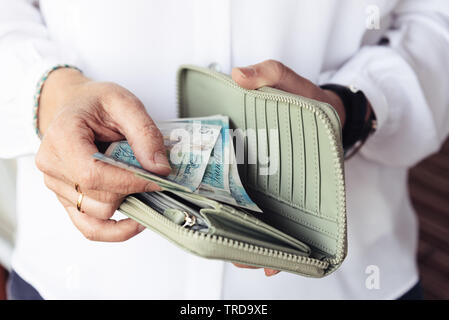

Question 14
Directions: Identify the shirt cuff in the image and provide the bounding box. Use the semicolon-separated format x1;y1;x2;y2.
4;56;82;158
319;46;405;164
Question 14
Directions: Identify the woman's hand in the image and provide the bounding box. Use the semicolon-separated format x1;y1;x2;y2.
35;68;171;242
230;60;346;276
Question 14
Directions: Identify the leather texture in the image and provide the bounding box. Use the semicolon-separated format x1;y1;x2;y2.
119;65;347;277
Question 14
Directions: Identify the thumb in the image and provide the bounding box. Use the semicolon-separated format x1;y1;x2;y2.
110;100;171;176
231;59;316;96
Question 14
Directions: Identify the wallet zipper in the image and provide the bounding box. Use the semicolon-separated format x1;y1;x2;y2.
121;196;329;269
176;65;347;269
177;64;342;128
139;192;208;229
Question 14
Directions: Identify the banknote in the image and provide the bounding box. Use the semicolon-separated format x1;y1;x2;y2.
93;115;261;213
158;121;221;191
198;132;262;212
227;136;262;212
92;152;191;193
165;115;261;212
162;115;231;195
104;122;221;192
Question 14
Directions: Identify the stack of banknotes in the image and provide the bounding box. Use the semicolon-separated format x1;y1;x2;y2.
93;115;261;213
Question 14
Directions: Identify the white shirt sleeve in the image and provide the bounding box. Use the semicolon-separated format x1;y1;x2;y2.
326;0;449;167
0;0;80;158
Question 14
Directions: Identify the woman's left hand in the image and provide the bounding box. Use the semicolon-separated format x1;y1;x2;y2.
230;59;346;277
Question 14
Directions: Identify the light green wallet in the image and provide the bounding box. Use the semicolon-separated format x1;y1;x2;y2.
119;65;347;277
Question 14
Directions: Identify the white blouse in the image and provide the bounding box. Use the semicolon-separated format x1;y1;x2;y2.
0;0;448;299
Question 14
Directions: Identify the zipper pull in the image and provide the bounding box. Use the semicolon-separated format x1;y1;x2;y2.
181;211;196;228
163;208;196;228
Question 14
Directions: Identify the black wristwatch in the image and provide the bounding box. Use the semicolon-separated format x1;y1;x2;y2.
320;83;377;158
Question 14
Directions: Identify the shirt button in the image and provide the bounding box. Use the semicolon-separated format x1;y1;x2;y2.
208;62;222;72
348;84;359;93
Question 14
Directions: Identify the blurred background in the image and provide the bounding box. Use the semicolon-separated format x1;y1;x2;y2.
409;138;449;299
0;139;448;299
0;159;17;300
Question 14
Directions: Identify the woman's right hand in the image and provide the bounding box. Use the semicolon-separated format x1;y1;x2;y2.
35;68;171;242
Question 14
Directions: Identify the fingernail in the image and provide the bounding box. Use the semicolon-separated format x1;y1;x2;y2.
265;269;280;277
137;224;146;232
145;182;162;192
154;151;171;169
238;66;256;78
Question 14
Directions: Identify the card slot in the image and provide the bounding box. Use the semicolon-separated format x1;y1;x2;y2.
255;97;268;190
290;105;306;208
266;100;280;196
314;113;322;213
278;101;293;203
245;95;258;188
302;108;320;214
316;118;338;220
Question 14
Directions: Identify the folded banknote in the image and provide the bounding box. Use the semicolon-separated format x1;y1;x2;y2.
93;115;261;212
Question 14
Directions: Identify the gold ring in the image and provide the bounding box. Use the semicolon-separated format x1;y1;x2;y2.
76;192;84;212
75;183;84;212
